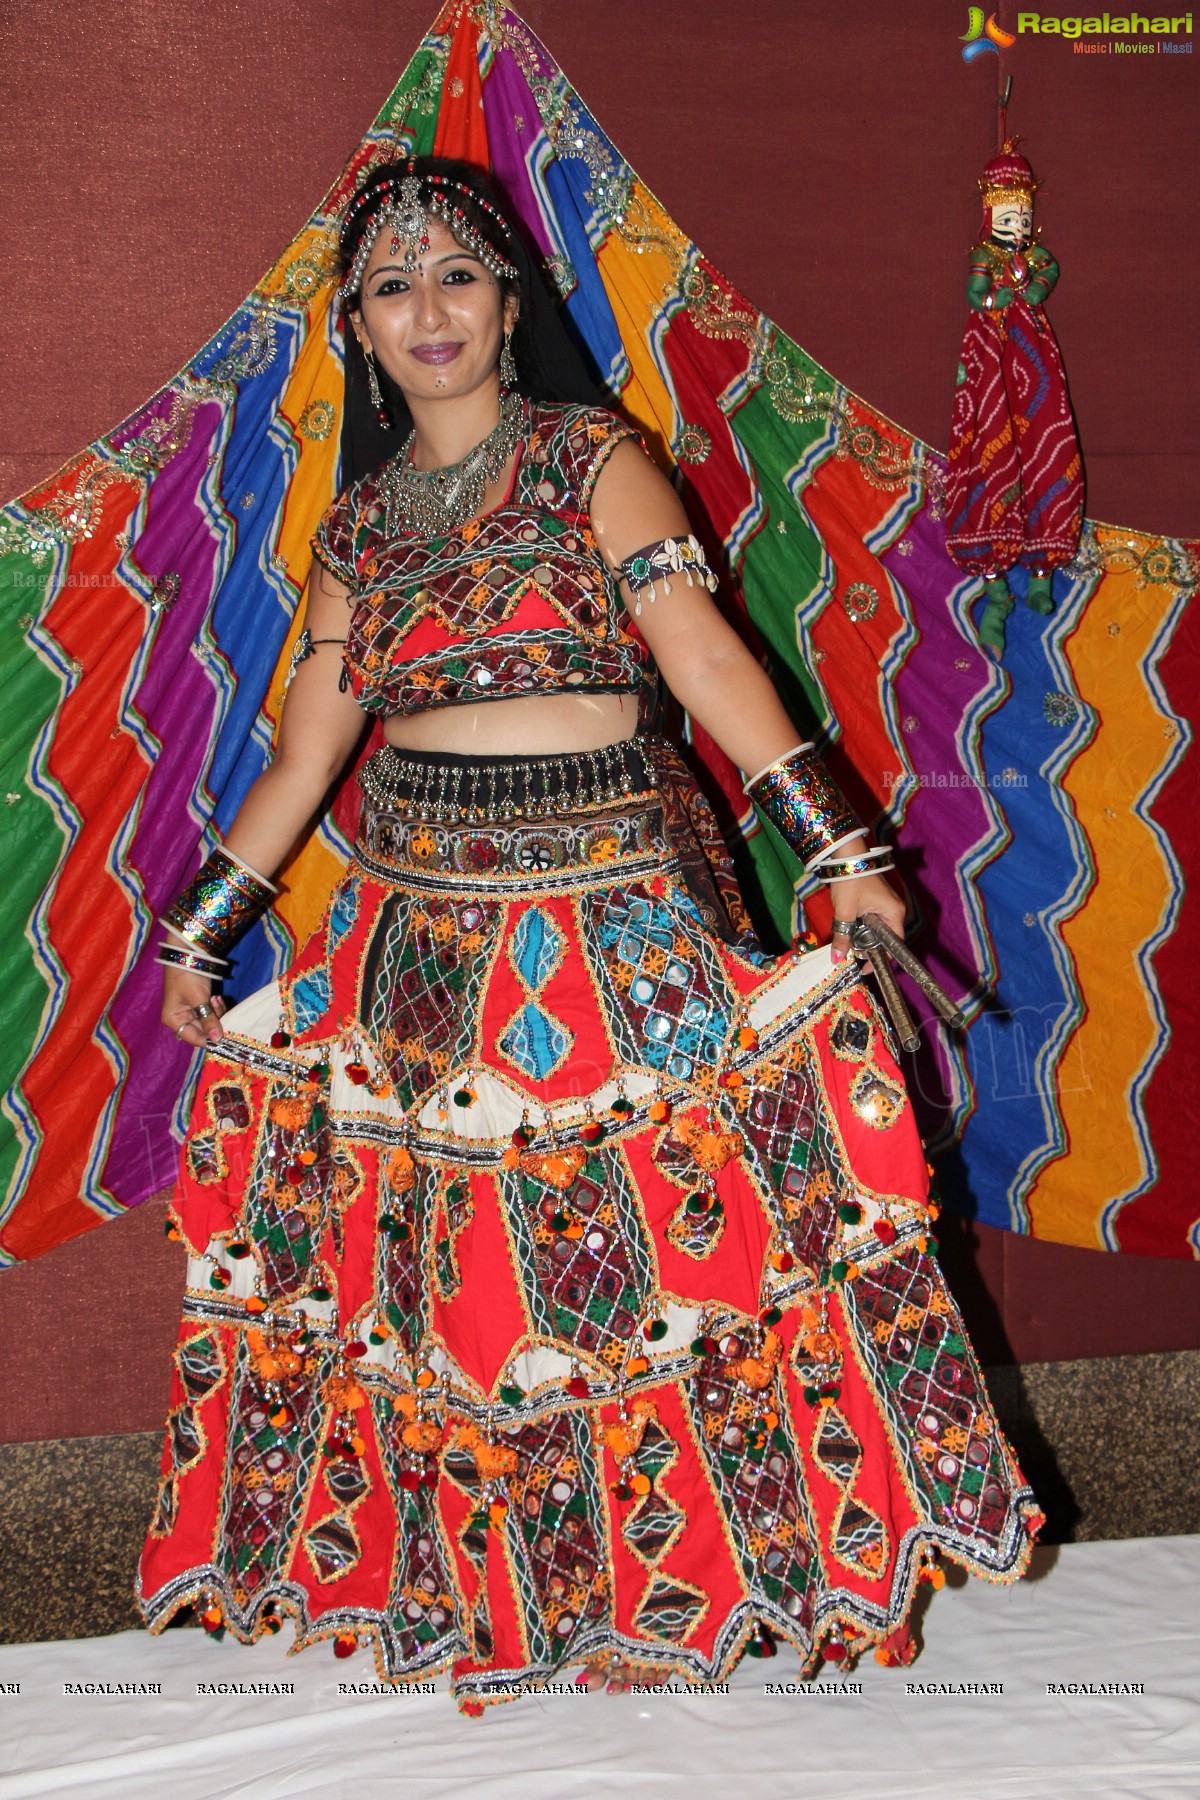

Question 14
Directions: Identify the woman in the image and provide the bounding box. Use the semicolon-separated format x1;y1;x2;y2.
139;156;1041;1712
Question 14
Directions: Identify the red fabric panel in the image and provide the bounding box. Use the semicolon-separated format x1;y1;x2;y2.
433;4;490;165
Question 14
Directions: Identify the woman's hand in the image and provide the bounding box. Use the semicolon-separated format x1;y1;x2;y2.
825;872;907;964
162;967;225;1047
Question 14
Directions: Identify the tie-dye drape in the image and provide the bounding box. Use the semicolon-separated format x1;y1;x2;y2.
1;0;1195;1265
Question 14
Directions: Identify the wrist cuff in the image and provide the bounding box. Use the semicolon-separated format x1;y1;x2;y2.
744;745;862;871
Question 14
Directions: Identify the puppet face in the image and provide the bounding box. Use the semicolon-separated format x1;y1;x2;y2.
991;201;1033;248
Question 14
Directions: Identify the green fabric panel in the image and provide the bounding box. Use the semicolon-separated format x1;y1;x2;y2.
0;555;70;1204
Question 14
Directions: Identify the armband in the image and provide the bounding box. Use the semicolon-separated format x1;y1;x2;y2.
616;534;719;614
287;628;352;692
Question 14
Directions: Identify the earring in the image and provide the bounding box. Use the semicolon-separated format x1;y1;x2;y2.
499;326;517;393
365;349;391;428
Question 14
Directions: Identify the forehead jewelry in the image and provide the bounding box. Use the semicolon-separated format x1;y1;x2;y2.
384;175;431;267
338;172;519;302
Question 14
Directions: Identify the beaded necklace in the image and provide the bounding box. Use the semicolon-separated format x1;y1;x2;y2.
378;392;524;539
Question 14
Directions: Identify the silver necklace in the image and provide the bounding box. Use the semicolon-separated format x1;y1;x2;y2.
379;392;524;538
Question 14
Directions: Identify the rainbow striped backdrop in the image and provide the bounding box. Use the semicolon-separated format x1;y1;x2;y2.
1;1;1196;1265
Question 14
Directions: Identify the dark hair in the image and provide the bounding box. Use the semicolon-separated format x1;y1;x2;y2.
335;154;606;484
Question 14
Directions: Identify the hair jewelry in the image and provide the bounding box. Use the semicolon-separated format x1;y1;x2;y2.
339;171;519;303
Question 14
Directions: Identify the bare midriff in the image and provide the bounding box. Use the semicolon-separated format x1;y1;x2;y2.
381;690;640;757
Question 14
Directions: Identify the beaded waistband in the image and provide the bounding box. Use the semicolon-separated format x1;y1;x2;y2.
357;737;655;822
353;738;670;890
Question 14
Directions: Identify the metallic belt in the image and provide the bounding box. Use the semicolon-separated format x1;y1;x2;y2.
357;738;656;824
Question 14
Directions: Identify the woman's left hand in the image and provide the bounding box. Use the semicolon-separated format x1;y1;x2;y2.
825;872;907;964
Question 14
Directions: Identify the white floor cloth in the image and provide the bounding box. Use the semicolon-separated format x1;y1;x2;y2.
1;1537;1196;1799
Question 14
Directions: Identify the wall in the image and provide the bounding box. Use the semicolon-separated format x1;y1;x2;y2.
0;0;1196;1444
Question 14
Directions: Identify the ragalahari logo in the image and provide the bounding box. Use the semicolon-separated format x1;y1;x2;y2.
962;7;1018;57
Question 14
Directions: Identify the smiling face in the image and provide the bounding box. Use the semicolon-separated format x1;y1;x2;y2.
349;215;519;403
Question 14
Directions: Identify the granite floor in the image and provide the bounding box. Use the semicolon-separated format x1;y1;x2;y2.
1;1348;1196;1646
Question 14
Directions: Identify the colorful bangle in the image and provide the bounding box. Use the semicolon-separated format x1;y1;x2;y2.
616;534;719;615
808;830;871;870
156;943;229;977
744;744;863;871
822;850;895;883
162;848;277;959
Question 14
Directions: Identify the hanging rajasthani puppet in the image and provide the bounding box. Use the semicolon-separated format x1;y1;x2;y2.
945;139;1084;657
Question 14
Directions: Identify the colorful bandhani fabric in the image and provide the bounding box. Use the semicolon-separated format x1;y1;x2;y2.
946;285;1085;575
1;0;1196;1263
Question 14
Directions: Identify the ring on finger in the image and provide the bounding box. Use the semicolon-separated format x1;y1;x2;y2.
174;1023;188;1038
831;917;857;935
193;1002;214;1021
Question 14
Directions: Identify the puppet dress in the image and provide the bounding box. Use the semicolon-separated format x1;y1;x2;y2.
137;400;1042;1710
945;241;1084;580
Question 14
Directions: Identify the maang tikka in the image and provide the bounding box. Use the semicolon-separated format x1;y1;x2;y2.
384;175;432;269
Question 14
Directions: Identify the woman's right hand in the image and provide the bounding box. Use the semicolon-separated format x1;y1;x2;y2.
162;968;225;1047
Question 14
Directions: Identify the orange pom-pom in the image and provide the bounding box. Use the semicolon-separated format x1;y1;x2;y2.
269;1096;310;1131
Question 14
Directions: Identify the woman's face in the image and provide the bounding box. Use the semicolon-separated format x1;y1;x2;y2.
350;214;518;402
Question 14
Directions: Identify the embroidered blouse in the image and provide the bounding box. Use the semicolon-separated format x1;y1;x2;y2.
309;400;654;717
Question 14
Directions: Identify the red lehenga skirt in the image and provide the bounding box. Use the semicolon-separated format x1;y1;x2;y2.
137;736;1042;1710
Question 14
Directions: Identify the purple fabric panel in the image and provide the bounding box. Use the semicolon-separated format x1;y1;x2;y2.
98;395;227;1202
880;508;998;1137
481;51;557;258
